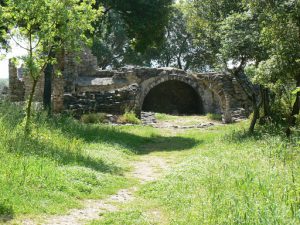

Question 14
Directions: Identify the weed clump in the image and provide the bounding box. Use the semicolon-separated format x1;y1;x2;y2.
118;111;141;124
207;113;222;121
81;113;107;124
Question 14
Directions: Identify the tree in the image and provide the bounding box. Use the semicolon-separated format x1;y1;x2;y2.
92;3;208;71
91;11;153;69
1;0;101;132
150;5;208;71
247;0;300;136
184;0;265;130
0;0;8;49
94;0;172;52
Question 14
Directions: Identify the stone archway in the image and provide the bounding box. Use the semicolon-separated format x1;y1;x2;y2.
142;80;204;115
137;74;212;116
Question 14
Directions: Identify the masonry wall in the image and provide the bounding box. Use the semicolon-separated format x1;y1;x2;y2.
8;59;45;103
8;49;253;123
9;60;25;102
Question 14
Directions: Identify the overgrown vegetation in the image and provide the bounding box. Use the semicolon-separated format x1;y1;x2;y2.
0;0;300;223
0;102;134;217
206;113;223;121
0;79;8;89
0;102;299;224
117;111;141;125
92;123;300;225
81;113;107;124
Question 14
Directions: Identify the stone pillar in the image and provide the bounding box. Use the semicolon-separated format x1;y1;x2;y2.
52;75;65;113
76;48;98;76
8;59;25;102
23;73;45;102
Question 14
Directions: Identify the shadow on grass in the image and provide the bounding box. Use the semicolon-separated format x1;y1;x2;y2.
6;135;123;174
0;203;14;223
2;109;200;174
222;122;289;143
50;117;201;155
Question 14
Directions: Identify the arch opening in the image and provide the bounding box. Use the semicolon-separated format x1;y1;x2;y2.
142;80;204;115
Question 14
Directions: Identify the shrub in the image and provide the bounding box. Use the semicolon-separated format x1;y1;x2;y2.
80;113;107;124
118;111;141;124
207;113;223;121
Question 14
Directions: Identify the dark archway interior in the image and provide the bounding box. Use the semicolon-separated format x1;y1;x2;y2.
142;80;203;115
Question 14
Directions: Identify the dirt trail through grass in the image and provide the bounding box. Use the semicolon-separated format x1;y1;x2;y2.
23;155;169;225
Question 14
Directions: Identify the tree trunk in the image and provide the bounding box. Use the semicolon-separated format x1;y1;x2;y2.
259;86;271;124
177;57;182;69
249;94;260;133
24;79;38;133
44;63;53;111
286;76;300;137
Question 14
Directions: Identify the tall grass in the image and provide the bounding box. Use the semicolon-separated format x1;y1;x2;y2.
0;101;198;221
0;102;132;217
139;123;300;224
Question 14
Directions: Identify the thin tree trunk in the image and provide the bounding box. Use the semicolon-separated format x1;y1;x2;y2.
286;76;300;137
177;56;182;69
25;79;38;133
259;87;271;124
249;94;261;133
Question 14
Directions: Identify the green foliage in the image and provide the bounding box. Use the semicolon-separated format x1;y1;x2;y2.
0;79;8;89
81;113;107;124
118;111;141;125
94;0;172;52
207;113;222;121
182;0;300;131
91;10;153;69
1;0;101;130
0;0;8;49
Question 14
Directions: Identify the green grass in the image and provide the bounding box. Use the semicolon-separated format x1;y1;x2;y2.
92;123;300;225
90;210;152;225
155;113;220;126
207;113;223;121
0;102;150;219
1;101;300;224
81;113;108;124
136;126;300;224
155;113;178;121
118;111;141;124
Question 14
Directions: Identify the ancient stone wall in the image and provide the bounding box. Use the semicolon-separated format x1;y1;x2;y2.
8;49;253;123
60;65;251;122
23;73;45;102
8;59;45;103
9;60;25;102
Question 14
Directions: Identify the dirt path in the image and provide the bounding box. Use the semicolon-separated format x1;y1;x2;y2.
22;155;169;225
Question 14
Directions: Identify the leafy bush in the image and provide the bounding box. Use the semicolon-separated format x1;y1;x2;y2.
207;113;222;121
80;113;107;124
118;111;141;124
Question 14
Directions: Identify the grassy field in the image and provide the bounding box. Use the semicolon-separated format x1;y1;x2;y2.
0;102;299;224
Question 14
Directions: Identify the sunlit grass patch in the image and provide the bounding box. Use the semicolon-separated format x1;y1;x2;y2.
139;124;300;224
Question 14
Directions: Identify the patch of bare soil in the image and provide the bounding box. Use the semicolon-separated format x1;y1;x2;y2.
132;156;169;184
20;156;169;225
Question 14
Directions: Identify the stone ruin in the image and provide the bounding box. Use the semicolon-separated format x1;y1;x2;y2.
8;49;252;123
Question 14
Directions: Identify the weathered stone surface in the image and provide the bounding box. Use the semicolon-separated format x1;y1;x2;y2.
8;49;253;123
9;60;25;102
8;60;44;102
